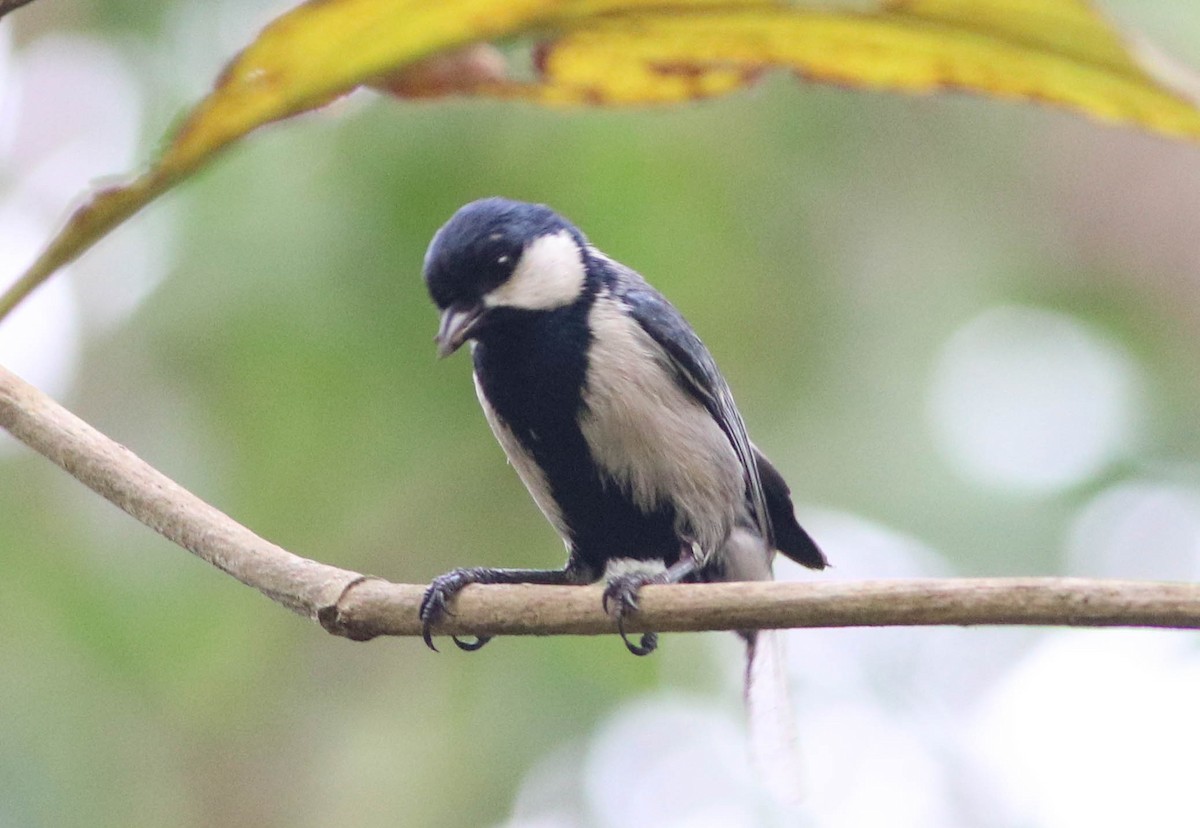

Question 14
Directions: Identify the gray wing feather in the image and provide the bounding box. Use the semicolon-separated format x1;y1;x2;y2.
606;258;775;548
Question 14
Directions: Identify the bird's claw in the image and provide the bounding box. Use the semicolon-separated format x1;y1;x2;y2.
419;569;492;653
619;625;658;657
418;584;451;652
603;574;659;657
452;634;492;651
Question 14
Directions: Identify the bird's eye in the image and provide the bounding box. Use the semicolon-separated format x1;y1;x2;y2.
497;255;510;264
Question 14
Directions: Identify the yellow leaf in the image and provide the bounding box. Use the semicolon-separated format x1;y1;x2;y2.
0;0;567;321
884;0;1132;67
165;0;564;170
522;3;1200;142
4;0;1199;322
0;176;166;322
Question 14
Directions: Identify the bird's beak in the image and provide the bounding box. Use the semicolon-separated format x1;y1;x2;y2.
435;303;485;358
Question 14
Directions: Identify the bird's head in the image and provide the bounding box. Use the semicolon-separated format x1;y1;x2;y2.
423;197;589;357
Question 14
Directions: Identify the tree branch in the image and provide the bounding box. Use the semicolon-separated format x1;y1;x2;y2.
2;361;1199;643
0;363;359;621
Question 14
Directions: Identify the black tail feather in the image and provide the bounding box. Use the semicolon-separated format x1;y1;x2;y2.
754;449;828;570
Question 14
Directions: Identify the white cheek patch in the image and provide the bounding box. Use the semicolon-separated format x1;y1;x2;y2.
485;230;586;311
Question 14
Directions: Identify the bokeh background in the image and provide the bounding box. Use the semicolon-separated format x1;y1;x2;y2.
3;2;1200;826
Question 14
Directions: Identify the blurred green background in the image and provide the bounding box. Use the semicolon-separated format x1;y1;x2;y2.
3;2;1200;826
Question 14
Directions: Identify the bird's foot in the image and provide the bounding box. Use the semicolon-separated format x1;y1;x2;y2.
418;568;494;653
600;546;702;656
602;572;660;657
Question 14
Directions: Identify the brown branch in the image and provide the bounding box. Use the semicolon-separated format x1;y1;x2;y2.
0;362;360;620
2;361;1199;644
326;577;1200;640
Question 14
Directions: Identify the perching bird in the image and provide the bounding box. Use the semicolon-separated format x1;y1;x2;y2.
421;198;827;800
419;196;826;654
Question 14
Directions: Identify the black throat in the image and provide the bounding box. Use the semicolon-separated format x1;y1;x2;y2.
471;298;681;571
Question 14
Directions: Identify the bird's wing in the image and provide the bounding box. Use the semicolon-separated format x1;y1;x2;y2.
607;259;774;548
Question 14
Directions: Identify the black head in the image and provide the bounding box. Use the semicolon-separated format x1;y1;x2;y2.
423;198;589;356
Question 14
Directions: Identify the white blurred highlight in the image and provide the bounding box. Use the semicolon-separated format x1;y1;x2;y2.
798;701;955;828
928;306;1140;493
0;27;15;158
970;631;1200;828
5;35;143;202
1068;481;1200;581
0;199;79;404
0;32;166;408
582;699;765;828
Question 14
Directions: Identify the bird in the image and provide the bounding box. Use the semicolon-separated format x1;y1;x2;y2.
419;197;827;661
420;197;827;801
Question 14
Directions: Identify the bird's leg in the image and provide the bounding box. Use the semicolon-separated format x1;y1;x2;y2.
420;564;592;652
602;543;700;657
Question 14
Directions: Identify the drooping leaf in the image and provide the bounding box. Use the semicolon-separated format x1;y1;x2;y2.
3;0;1199;322
521;2;1200;140
0;0;568;320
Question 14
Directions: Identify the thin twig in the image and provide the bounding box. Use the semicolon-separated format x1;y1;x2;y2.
2;361;1199;644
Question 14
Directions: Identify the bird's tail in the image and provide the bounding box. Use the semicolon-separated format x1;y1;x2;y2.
723;526;805;804
744;628;804;807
